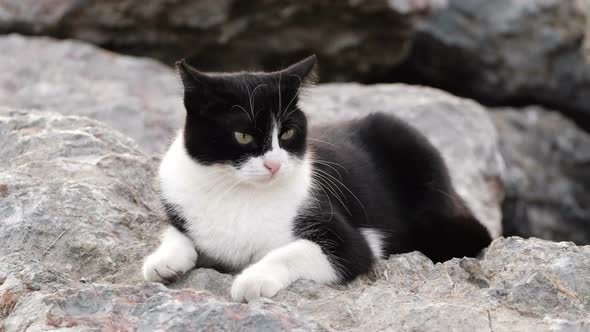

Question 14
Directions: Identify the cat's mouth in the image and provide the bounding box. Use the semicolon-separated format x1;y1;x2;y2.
243;172;282;187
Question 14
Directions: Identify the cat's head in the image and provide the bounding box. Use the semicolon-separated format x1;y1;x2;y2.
177;55;317;186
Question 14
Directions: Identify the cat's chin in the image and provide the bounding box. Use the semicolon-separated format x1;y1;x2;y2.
241;174;284;188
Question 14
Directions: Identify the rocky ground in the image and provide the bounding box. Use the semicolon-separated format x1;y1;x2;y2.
0;35;589;331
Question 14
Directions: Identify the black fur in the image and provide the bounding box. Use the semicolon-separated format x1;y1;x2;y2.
175;55;492;283
297;113;492;281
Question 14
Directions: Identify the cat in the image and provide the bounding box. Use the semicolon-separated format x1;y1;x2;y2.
142;55;493;302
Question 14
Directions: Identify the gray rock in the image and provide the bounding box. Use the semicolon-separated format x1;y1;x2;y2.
268;237;590;331
0;0;444;81
397;0;590;130
4;283;325;331
0;110;162;288
0;34;184;155
492;107;590;245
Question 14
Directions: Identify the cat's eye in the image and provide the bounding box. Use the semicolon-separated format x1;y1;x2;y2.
234;132;253;145
281;128;295;141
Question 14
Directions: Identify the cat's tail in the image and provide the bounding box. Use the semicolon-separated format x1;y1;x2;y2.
412;211;493;263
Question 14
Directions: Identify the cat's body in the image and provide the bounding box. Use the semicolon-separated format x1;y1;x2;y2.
143;56;492;302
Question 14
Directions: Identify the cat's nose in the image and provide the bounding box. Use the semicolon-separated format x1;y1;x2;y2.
263;160;282;176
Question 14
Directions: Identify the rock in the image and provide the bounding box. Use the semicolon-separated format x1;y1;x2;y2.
394;0;590;131
0;0;444;81
4;284;324;331
302;83;504;237
492;107;590;245
0;34;184;155
0;110;161;287
270;237;590;331
6;235;589;331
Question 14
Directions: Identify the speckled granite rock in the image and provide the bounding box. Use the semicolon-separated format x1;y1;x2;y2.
493;107;590;245
0;110;161;286
0;0;445;81
4;284;325;331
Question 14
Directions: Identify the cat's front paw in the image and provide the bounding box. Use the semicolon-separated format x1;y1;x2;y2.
231;266;284;302
142;246;197;283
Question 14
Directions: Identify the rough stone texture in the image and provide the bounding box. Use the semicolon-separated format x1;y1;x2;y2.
269;237;590;331
0;110;161;287
0;0;444;81
4;284;324;331
6;235;589;331
394;0;590;131
302;84;504;237
493;107;590;245
0;34;183;155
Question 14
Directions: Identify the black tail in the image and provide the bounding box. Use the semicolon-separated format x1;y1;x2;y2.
413;212;492;263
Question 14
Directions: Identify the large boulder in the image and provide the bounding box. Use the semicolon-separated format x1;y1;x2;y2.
394;0;590;131
0;110;161;286
493;107;590;245
0;34;184;155
0;0;444;81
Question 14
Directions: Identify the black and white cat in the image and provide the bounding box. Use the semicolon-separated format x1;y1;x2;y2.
142;55;492;302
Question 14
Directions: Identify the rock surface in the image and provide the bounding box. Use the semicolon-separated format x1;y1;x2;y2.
493;107;590;245
394;0;590;131
0;110;161;286
0;0;443;81
0;34;183;155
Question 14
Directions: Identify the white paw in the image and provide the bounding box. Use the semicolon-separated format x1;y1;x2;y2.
231;267;284;302
142;246;197;283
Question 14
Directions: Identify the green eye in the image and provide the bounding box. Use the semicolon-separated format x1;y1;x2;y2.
281;128;295;141
234;132;253;145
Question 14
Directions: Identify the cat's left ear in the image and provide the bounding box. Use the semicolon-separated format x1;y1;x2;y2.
278;55;318;86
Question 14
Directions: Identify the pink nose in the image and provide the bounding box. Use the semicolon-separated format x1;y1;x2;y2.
264;160;282;175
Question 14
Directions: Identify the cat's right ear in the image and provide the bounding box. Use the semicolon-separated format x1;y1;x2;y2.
176;59;210;93
176;59;214;115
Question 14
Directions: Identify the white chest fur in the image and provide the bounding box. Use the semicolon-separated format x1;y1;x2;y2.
158;134;313;270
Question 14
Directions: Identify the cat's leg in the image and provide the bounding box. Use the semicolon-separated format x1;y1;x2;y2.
231;216;373;302
143;226;198;283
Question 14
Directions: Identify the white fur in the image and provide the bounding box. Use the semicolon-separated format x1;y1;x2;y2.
231;239;339;302
156;129;313;272
143;226;198;282
361;228;385;259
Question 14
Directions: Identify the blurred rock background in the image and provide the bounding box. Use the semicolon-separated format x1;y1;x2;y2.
0;0;589;330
